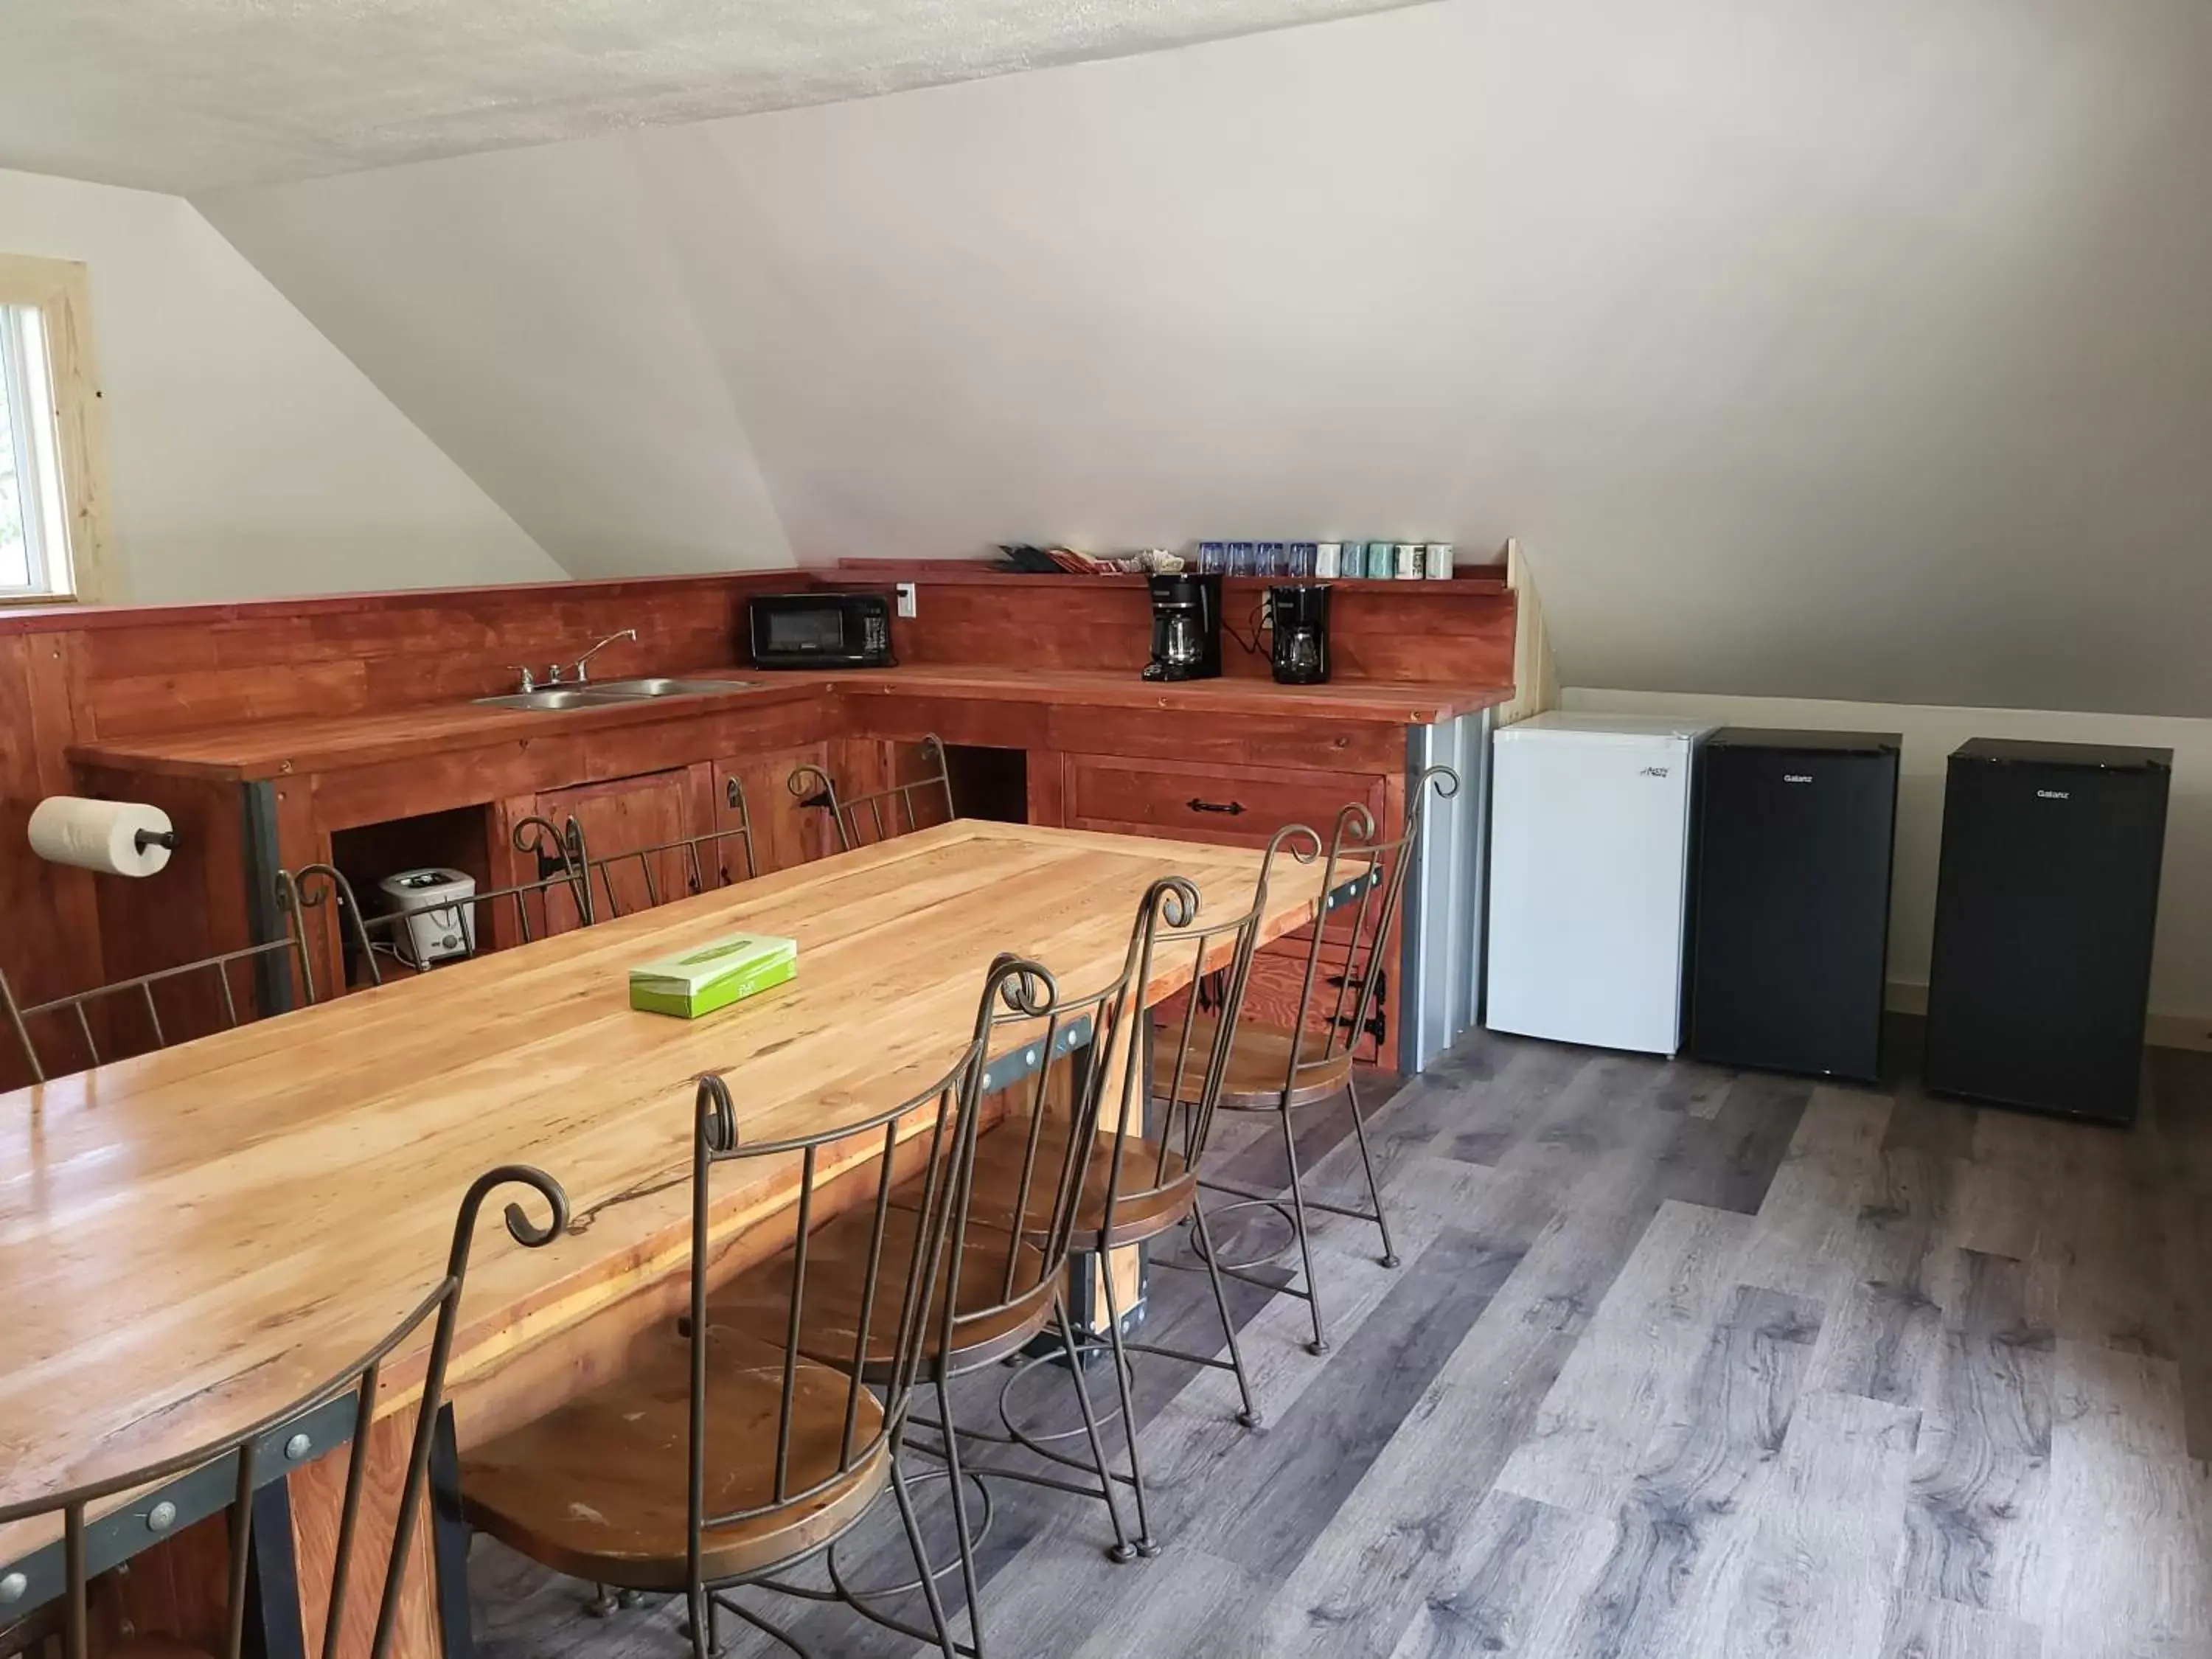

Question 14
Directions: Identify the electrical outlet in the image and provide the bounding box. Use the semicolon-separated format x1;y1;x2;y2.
896;582;917;619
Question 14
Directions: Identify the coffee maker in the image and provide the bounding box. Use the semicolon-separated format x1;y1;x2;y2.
1143;574;1223;681
1265;584;1331;684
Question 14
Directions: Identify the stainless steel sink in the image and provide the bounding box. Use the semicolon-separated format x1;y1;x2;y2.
583;677;758;698
473;688;619;712
472;676;757;712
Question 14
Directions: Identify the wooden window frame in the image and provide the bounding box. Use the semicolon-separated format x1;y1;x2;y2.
0;252;114;605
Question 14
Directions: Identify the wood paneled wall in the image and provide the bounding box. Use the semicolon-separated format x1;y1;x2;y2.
818;563;1517;685
55;577;785;743
0;574;793;1089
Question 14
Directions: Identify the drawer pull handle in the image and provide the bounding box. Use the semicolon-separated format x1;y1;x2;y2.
1186;798;1247;817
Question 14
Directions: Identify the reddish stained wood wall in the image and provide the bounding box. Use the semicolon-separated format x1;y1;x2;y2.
66;578;775;742
819;566;1517;684
0;574;791;1091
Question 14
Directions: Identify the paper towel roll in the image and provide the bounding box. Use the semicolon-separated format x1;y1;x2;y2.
28;796;175;877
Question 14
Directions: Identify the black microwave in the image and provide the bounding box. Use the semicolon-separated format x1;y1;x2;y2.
747;592;895;668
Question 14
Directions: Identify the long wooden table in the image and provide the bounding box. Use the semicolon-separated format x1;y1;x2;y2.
0;821;1338;1652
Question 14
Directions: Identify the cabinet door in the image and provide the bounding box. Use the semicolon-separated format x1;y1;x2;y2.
714;742;839;878
535;769;695;925
820;737;959;847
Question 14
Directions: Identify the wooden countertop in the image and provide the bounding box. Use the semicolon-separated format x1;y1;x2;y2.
0;821;1336;1545
68;665;1509;782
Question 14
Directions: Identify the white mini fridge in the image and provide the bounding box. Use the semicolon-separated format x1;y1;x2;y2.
1484;713;1718;1054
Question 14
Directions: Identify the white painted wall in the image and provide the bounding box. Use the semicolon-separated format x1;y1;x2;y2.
196;142;793;580
1565;687;2212;1034
0;166;560;603
200;0;2212;714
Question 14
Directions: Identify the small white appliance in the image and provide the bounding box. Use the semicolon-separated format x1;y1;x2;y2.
1484;712;1719;1055
376;867;477;967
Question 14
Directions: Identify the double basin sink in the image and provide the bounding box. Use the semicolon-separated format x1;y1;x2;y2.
474;676;759;713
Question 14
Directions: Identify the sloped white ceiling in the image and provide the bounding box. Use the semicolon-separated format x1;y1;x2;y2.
0;0;1430;192
0;165;561;603
199;0;2212;714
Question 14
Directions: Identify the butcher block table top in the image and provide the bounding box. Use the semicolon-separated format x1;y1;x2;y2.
0;821;1336;1560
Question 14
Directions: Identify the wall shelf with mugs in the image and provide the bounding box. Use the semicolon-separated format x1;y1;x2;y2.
1192;541;1464;581
814;557;1507;592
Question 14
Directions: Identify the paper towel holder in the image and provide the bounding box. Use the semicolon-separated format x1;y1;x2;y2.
135;828;178;855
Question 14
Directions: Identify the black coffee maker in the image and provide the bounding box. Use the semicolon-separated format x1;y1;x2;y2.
1143;574;1223;681
1265;584;1331;684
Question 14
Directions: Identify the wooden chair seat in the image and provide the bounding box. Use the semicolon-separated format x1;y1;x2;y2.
908;1116;1196;1249
1154;1014;1352;1110
461;1324;888;1592
706;1202;1054;1375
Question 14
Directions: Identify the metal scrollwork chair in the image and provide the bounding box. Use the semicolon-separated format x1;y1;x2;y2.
0;872;318;1084
458;959;1024;1658
291;813;595;987
0;1165;568;1659
950;831;1319;1560
787;734;955;853
581;776;759;920
681;947;1138;1654
1170;765;1461;1355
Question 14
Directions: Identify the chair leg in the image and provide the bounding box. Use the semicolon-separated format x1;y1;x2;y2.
890;1444;961;1657
933;1372;990;1658
683;1584;718;1659
1096;1254;1160;1559
1053;1292;1135;1562
1276;1104;1332;1355
1189;1204;1262;1428
1342;1071;1400;1268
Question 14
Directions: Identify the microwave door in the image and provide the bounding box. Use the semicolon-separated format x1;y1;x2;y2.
765;608;846;655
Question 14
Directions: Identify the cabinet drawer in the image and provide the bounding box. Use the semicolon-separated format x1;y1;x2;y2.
1065;755;1387;849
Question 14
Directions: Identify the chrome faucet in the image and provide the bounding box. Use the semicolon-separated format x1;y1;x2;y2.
569;628;638;684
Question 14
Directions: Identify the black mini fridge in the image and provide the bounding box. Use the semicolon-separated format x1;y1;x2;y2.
1685;728;1900;1082
1925;737;2170;1124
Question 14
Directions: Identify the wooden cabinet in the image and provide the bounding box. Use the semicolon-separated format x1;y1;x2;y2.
714;742;838;877
53;655;1450;1074
1043;752;1402;1065
531;768;695;925
518;744;839;927
1059;753;1388;849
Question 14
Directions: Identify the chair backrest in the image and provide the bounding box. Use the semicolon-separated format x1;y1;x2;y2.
1;872;319;1084
583;775;758;921
1284;765;1461;1076
681;956;1013;1575
944;875;1232;1305
787;734;955;853
1140;824;1321;1189
0;1165;568;1659
293;813;596;989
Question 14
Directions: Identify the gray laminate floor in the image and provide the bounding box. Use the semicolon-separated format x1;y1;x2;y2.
468;1020;2212;1658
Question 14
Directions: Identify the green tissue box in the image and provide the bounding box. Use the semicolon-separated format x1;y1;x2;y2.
629;932;798;1019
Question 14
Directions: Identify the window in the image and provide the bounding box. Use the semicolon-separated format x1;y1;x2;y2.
0;255;109;603
1;304;69;596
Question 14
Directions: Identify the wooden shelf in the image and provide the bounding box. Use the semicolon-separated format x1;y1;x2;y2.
819;562;1509;593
